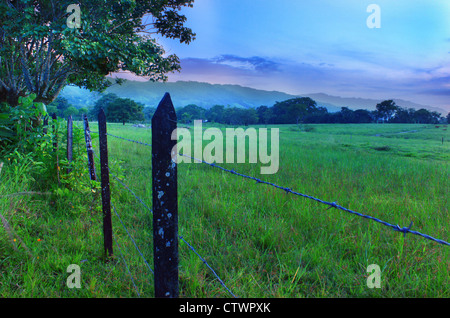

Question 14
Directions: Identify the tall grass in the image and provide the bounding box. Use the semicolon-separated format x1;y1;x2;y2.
0;123;448;297
98;122;449;297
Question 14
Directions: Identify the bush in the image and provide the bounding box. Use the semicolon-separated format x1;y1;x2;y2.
0;94;89;190
0;94;49;154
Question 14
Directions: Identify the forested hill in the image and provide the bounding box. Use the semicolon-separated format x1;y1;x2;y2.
60;80;445;114
61;80;305;110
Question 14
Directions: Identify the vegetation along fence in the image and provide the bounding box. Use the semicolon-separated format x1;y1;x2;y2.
65;93;448;298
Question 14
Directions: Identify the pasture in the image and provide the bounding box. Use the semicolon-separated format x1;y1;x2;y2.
0;123;448;297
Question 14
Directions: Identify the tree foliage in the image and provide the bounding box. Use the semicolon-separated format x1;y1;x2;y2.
106;97;144;124
87;93;144;123
0;94;48;152
88;93;119;120
272;97;317;124
47;96;70;117
0;0;196;106
175;99;446;125
376;100;398;122
177;104;205;123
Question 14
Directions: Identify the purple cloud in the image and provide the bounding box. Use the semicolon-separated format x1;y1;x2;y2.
167;55;450;112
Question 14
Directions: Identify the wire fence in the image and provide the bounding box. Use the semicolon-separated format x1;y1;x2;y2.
112;229;141;297
180;154;450;247
95;131;449;247
90;144;237;297
82;120;449;298
106;133;152;147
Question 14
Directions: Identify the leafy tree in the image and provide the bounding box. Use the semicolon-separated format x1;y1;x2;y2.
48;97;71;117
64;106;79;119
413;109;435;124
46;105;58;116
0;0;196;106
205;105;225;123
78;107;88;118
447;112;450;124
430;111;442;124
338;107;354;123
222;107;237;125
391;107;414;123
376;100;398;122
353;109;372;123
303;106;328;123
180;112;192;124
239;108;258;125
217;107;257;125
88;93;120;120
106;97;144;124
178;104;205;122
256;105;272;124
219;107;258;126
272;97;317;124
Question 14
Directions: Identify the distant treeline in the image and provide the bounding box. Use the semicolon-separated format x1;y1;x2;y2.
50;94;449;125
49;93;145;124
170;98;449;125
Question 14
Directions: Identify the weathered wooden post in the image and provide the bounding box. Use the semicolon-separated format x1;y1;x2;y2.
43;115;49;135
52;113;60;184
52;113;58;152
98;109;113;258
67;116;73;173
83;114;97;181
152;93;179;298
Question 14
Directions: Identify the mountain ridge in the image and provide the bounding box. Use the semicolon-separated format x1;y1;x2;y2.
60;80;447;115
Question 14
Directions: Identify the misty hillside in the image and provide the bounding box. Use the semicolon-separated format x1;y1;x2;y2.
60;80;445;114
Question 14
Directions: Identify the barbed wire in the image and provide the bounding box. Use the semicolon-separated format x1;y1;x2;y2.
82;128;150;145
91;146;237;297
85;151;146;295
91;151;154;274
87;126;448;300
112;232;141;298
74;125;99;134
106;133;152;147
179;153;450;247
111;202;154;274
110;172;153;213
179;236;238;298
108;168;238;297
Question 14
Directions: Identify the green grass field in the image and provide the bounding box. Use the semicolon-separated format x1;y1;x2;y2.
0;123;448;297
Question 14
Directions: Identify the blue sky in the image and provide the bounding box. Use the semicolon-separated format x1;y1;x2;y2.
144;0;450;112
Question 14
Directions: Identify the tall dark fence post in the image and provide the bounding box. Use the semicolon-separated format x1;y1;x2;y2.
67;115;73;174
83;114;97;181
152;93;179;298
43;115;48;135
52;113;60;184
52;113;58;152
98;109;113;258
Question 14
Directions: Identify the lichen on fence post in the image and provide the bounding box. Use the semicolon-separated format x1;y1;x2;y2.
67;115;73;174
152;93;179;298
98;109;113;258
83;114;97;181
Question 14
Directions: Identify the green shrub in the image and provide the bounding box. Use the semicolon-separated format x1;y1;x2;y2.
0;94;48;154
